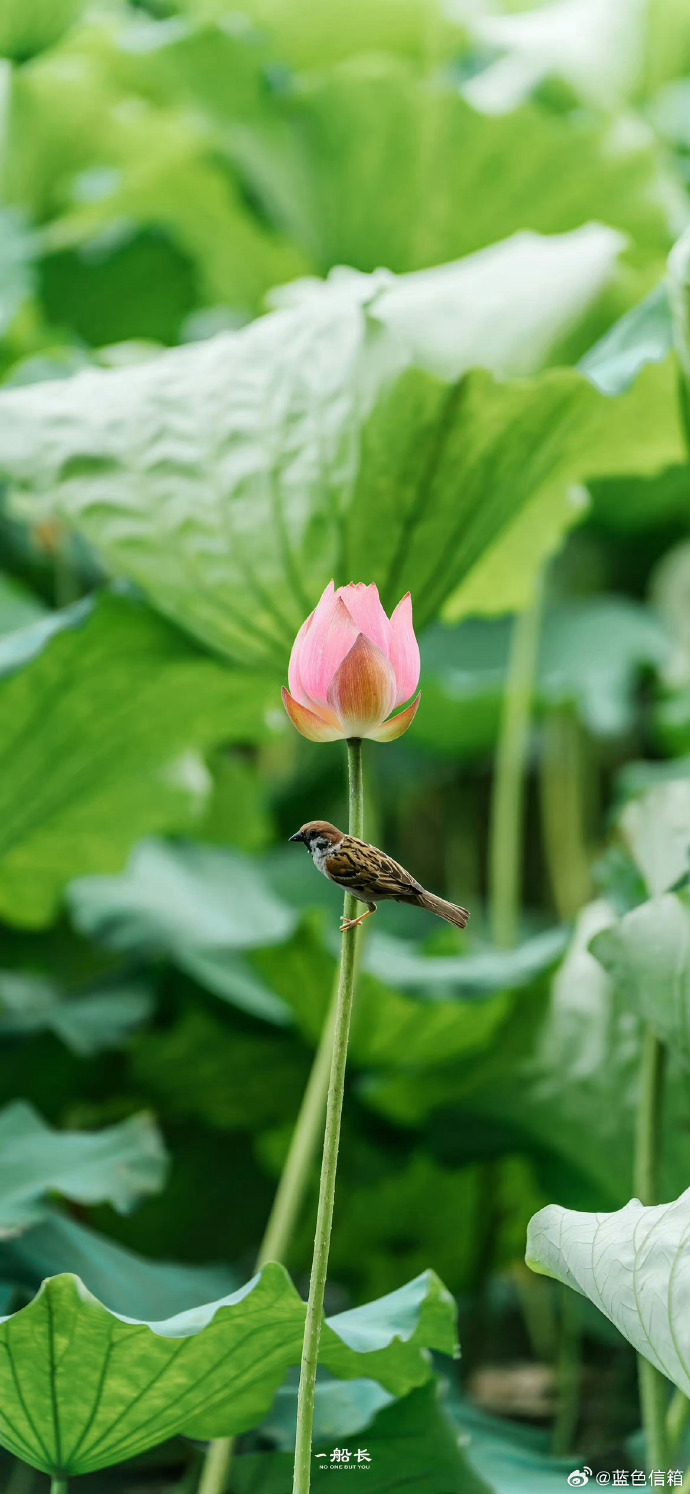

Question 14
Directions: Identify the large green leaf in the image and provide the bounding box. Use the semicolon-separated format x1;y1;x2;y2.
590;890;690;1062
448;1393;586;1494
5;30;307;317
362;927;567;997
0;592;93;681
252;923;516;1068
0;1266;457;1474
0;1209;238;1319
228;55;670;273
579;283;674;396
367;903;690;1203
0;968;153;1055
131;1007;310;1131
0;0;84;60
417;598;671;757
0;1101;166;1234
0;231;665;664
0;593;279;927
69;838;296;957
235;1380;492;1493
526;1189;690;1394
69;838;297;1024
618;779;690;896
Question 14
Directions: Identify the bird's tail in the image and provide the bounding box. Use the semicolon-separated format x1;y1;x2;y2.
418;891;470;929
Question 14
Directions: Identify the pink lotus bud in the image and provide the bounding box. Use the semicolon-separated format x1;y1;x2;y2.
282;582;421;743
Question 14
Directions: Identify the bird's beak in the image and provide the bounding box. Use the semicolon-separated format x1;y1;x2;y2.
289;831;304;843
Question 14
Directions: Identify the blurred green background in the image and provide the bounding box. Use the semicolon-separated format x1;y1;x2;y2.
0;0;688;1487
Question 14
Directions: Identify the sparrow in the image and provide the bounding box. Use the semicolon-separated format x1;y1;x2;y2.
289;820;469;933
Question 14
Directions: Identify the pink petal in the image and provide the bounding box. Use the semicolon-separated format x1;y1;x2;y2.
327;634;397;737
298;594;359;707
389;593;421;706
368;692;421;742
281;687;344;743
288;582;334;708
336;583;392;657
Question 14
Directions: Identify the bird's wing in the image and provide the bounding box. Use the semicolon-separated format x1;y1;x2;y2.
329;836;423;900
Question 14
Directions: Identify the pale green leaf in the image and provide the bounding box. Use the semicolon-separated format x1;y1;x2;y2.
0;594;279;927
619;779;690;895
0;595;93;681
442;483;589;620
526;1189;690;1394
462;0;645;113
416;598;671;758
590;890;690;1062
448;1393;589;1494
236;57;669;272
367;902;690;1201
0;0;84;60
69;838;297;1024
0;1101;166;1234
251;924;517;1067
363;927;567;996
0;1209;238;1319
0;574;46;635
0;232;652;661
579;282;674;395
0;1266;456;1474
0;969;153;1055
69;838;297;956
236;1380;492;1493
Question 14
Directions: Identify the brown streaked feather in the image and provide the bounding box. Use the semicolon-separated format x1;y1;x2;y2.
325;834;424;905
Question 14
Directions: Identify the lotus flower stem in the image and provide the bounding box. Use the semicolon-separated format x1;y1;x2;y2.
293;738;364;1494
197;993;340;1494
50;1479;68;1494
635;1026;669;1470
489;577;544;949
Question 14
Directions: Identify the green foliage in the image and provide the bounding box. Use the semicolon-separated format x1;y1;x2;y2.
591;891;690;1062
2;237;682;664
526;1189;690;1394
236;1379;492;1492
0;968;153;1054
0;594;278;925
0;0;688;1483
0;1102;166;1232
0;1208;239;1318
0;1267;456;1475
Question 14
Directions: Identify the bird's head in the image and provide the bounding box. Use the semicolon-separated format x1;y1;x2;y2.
289;820;344;854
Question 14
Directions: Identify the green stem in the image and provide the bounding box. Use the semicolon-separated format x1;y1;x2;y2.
256;992;339;1271
489;579;544;949
50;1479;68;1494
7;1462;34;1494
635;1027;669;1470
292;739;364;1494
667;1387;690;1464
551;1284;582;1455
197;989;339;1494
539;706;591;922
197;1438;233;1494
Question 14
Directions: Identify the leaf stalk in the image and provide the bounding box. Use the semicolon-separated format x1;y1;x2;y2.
489;577;544;949
634;1026;669;1470
292;738;364;1494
